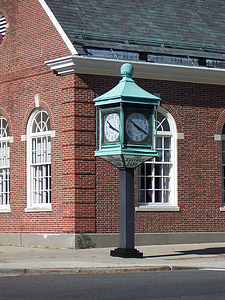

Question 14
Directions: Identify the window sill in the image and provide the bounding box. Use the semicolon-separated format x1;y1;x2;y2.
135;205;180;212
25;206;52;212
220;206;225;211
0;207;11;213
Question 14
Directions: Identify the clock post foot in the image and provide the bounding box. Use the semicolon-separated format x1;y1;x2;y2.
110;248;143;258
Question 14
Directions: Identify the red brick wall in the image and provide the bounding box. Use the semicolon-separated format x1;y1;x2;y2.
1;0;225;237
0;0;75;234
94;78;225;234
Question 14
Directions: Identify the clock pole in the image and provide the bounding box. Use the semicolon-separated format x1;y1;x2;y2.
93;63;160;258
110;168;144;257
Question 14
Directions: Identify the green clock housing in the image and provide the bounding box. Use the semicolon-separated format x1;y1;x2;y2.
94;63;160;169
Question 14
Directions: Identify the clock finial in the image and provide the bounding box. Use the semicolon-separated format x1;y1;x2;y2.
120;63;134;78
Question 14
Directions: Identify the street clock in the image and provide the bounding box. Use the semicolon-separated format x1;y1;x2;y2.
94;63;160;169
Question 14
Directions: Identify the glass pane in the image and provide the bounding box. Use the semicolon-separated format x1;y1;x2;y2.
222;140;225;151
146;163;153;176
163;164;170;176
156;150;162;162
155;190;162;202
162;119;170;131
157;137;162;148
138;190;146;203
164;150;171;162
155;164;162;175
47;137;51;162
139;176;145;189
222;125;225;134
32;111;50;133
155;177;162;189
222;166;225;177
163;177;170;189
146;177;152;190
222;152;225;164
146;190;153;202
163;191;170;203
164;137;171;149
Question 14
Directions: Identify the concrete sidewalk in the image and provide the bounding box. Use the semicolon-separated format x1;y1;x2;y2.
1;243;225;274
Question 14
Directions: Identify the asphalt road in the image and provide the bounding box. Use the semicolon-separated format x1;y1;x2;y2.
0;270;225;299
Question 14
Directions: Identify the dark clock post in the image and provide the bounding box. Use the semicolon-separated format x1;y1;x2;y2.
94;63;160;258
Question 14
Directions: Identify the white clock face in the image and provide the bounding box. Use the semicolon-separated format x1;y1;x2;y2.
125;112;149;142
104;113;120;142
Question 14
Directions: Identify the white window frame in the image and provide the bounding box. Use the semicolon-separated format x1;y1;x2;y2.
0;116;11;212
25;109;52;212
0;14;6;39
136;107;179;211
221;126;225;210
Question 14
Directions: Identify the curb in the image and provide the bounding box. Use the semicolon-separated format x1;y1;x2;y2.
0;265;199;275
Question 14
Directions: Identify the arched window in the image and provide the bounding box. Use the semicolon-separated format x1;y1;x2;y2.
26;109;51;210
137;107;178;210
0;14;6;44
0;116;10;210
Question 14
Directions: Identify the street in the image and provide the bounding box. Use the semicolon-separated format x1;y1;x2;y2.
0;270;225;299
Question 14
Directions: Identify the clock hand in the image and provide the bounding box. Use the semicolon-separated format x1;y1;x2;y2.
107;121;119;133
131;120;148;135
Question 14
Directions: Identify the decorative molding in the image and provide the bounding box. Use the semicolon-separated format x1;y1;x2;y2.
46;55;225;85
177;133;184;140
135;206;180;212
25;206;52;212
51;130;56;138
35;94;40;107
0;207;11;213
21;135;26;142
214;134;221;141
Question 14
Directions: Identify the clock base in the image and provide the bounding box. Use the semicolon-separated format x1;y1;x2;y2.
110;247;143;258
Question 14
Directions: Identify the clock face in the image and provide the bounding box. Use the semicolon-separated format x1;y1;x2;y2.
125;112;149;142
104;113;120;142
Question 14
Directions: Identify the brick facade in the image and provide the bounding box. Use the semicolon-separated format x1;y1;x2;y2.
1;0;225;247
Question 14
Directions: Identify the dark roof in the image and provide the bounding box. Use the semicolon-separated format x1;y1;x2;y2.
45;0;225;60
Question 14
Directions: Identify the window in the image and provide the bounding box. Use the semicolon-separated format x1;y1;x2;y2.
0;116;10;211
26;110;51;210
222;124;225;204
137;107;178;210
0;14;6;44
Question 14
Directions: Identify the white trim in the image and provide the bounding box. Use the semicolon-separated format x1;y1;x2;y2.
46;55;225;85
26;109;52;210
25;206;52;212
21;135;26;142
0;206;11;213
51;130;56;138
35;94;40;107
214;134;221;141
177;133;184;140
38;0;78;55
135;205;180;212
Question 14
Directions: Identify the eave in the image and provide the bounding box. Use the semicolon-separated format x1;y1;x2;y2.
45;55;225;86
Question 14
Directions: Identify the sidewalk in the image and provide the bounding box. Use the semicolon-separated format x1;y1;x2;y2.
1;242;225;274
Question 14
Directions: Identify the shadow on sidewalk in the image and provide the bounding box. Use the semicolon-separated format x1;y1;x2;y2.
143;247;225;259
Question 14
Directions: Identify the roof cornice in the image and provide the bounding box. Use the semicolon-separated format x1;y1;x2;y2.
45;55;225;86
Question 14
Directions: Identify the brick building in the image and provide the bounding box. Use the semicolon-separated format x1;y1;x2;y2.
1;0;225;248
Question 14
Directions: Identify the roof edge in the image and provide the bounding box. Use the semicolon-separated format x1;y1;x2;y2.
45;55;225;86
38;0;78;55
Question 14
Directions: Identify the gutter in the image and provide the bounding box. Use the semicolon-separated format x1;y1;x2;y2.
45;55;225;86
